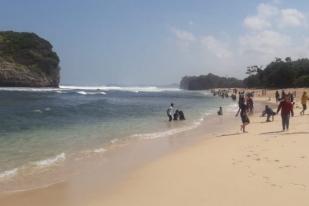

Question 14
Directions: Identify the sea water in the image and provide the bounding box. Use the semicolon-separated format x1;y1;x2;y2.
0;86;237;186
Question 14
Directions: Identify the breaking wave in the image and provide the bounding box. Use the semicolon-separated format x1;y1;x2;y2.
33;153;66;168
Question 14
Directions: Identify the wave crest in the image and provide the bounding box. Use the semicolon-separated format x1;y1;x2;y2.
33;153;66;168
0;168;18;180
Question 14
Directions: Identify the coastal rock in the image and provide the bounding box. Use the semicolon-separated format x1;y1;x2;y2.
0;31;60;87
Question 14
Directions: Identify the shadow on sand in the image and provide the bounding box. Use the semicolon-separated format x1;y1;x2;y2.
260;131;284;135
217;132;243;137
260;131;309;135
282;132;309;135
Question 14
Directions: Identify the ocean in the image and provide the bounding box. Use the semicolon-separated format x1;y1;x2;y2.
0;86;237;190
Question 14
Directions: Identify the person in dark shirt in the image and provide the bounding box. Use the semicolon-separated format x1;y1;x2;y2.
277;95;294;131
179;110;185;120
236;96;250;133
281;90;286;100
275;90;280;103
262;105;276;122
217;106;223;116
247;96;254;114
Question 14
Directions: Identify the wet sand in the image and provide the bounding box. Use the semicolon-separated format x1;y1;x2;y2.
0;102;241;206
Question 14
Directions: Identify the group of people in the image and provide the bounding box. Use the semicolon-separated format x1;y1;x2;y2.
237;90;308;132
166;103;185;122
275;90;295;103
166;89;309;132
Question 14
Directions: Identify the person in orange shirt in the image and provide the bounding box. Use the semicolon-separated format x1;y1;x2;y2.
300;91;309;115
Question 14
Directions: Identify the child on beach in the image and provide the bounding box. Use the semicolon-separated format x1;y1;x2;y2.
277;95;294;131
236;96;250;133
262;105;276;122
300;91;309;115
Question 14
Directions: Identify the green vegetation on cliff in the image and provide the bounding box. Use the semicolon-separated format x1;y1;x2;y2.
180;73;244;90
0;31;60;87
180;57;309;90
244;57;309;88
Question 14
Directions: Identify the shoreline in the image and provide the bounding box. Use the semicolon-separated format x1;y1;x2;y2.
0;96;242;205
1;90;307;206
95;95;309;206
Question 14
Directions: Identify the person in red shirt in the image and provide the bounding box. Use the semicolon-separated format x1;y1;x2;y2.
277;95;294;131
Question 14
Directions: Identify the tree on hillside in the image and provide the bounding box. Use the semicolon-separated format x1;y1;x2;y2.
243;57;309;88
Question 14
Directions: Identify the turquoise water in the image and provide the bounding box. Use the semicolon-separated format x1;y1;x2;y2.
0;86;237;181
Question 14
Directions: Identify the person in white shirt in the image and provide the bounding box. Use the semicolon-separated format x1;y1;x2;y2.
166;103;174;122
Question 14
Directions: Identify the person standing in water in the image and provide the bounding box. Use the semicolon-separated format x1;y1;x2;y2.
236;96;250;133
277;95;294;131
217;106;223;116
166;103;174;122
300;91;309;115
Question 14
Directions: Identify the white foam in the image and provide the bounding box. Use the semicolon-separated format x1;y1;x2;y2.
93;148;107;153
77;91;87;95
33;109;42;113
0;85;181;93
60;85;181;93
131;120;203;140
226;103;239;112
110;138;119;144
33;153;66;168
0;168;18;180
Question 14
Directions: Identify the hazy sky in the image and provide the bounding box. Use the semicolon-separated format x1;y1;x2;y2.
1;0;309;85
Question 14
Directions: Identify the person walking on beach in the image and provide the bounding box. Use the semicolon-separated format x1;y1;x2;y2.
277;95;294;131
275;90;280;103
166;103;174;122
300;91;309;115
281;90;286;100
236;96;250;133
288;92;294;104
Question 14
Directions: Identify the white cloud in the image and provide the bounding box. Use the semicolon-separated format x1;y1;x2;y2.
172;28;196;42
243;3;306;31
170;2;309;78
201;36;232;58
244;16;272;31
171;28;232;59
279;9;306;27
243;3;278;31
240;2;308;63
240;30;290;56
257;3;279;18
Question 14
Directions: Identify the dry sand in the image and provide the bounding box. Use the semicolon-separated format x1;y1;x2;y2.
97;94;309;206
2;91;309;206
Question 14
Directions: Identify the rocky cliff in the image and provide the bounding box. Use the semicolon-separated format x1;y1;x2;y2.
0;31;60;87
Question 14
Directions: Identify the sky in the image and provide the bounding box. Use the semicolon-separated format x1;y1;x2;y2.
1;0;309;86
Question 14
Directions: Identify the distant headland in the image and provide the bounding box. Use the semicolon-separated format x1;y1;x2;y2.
180;57;309;90
0;31;60;87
